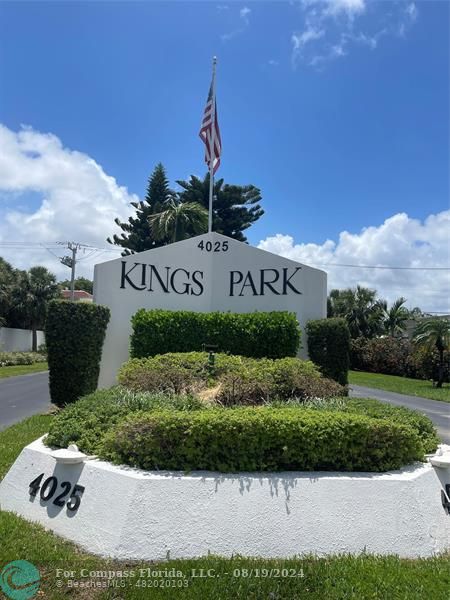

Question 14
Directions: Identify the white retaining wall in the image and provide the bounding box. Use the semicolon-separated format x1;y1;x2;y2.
0;437;449;560
0;327;45;352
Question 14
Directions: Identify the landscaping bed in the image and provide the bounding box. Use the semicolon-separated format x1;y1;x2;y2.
0;418;448;576
117;351;347;403
0;351;47;367
0;346;446;595
45;381;439;472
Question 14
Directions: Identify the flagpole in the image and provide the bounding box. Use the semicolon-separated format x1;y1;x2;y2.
208;56;217;233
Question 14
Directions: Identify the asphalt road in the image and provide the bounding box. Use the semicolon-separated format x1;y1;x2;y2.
0;373;449;444
0;371;52;431
349;384;450;444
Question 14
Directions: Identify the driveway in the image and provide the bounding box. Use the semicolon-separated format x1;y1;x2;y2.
349;384;450;444
0;371;52;431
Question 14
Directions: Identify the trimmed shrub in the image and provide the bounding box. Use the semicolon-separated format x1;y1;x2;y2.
306;318;350;385
45;300;110;407
118;353;207;395
0;351;46;367
118;352;347;403
279;397;438;454
340;398;439;454
45;386;203;454
130;309;301;359
102;407;424;472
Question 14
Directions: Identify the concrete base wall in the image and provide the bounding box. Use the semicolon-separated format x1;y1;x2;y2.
0;437;449;560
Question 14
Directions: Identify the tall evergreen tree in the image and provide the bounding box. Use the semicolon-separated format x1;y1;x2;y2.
107;163;173;255
176;173;264;242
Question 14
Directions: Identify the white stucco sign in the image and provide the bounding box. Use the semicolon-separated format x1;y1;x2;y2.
94;232;327;387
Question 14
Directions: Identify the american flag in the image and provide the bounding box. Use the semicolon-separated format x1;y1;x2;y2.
199;82;222;174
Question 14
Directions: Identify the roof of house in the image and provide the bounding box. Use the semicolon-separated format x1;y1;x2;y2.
61;289;93;300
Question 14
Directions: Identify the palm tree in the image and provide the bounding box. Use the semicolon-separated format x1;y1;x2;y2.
380;297;410;336
13;266;59;351
413;318;450;388
327;286;384;339
148;199;208;243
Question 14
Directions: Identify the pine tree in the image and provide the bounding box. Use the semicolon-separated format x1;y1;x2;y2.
107;163;173;255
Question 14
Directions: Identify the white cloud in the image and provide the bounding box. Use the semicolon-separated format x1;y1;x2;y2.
292;27;325;49
398;1;418;36
405;2;418;22
258;211;450;313
221;5;251;41
0;124;137;279
240;6;251;23
322;0;366;18
293;1;418;68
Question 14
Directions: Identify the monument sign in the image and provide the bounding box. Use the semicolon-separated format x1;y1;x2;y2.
94;232;327;387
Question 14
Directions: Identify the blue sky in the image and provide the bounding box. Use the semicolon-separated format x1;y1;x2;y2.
0;1;448;310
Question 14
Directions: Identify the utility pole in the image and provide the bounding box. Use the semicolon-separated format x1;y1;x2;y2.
59;242;81;301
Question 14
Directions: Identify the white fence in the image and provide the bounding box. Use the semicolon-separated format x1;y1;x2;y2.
0;327;45;352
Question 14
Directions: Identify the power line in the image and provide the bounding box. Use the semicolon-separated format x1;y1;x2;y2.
1;242;449;268
0;242;121;253
310;263;450;271
42;246;63;261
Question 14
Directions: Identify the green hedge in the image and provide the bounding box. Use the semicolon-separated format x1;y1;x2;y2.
45;300;110;407
306;318;350;385
339;398;439;454
288;396;439;454
130;309;301;359
118;352;346;402
102;407;424;472
46;387;438;463
45;386;203;454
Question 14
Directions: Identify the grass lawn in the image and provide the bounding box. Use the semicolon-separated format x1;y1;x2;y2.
349;370;450;403
0;361;48;379
0;416;449;599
